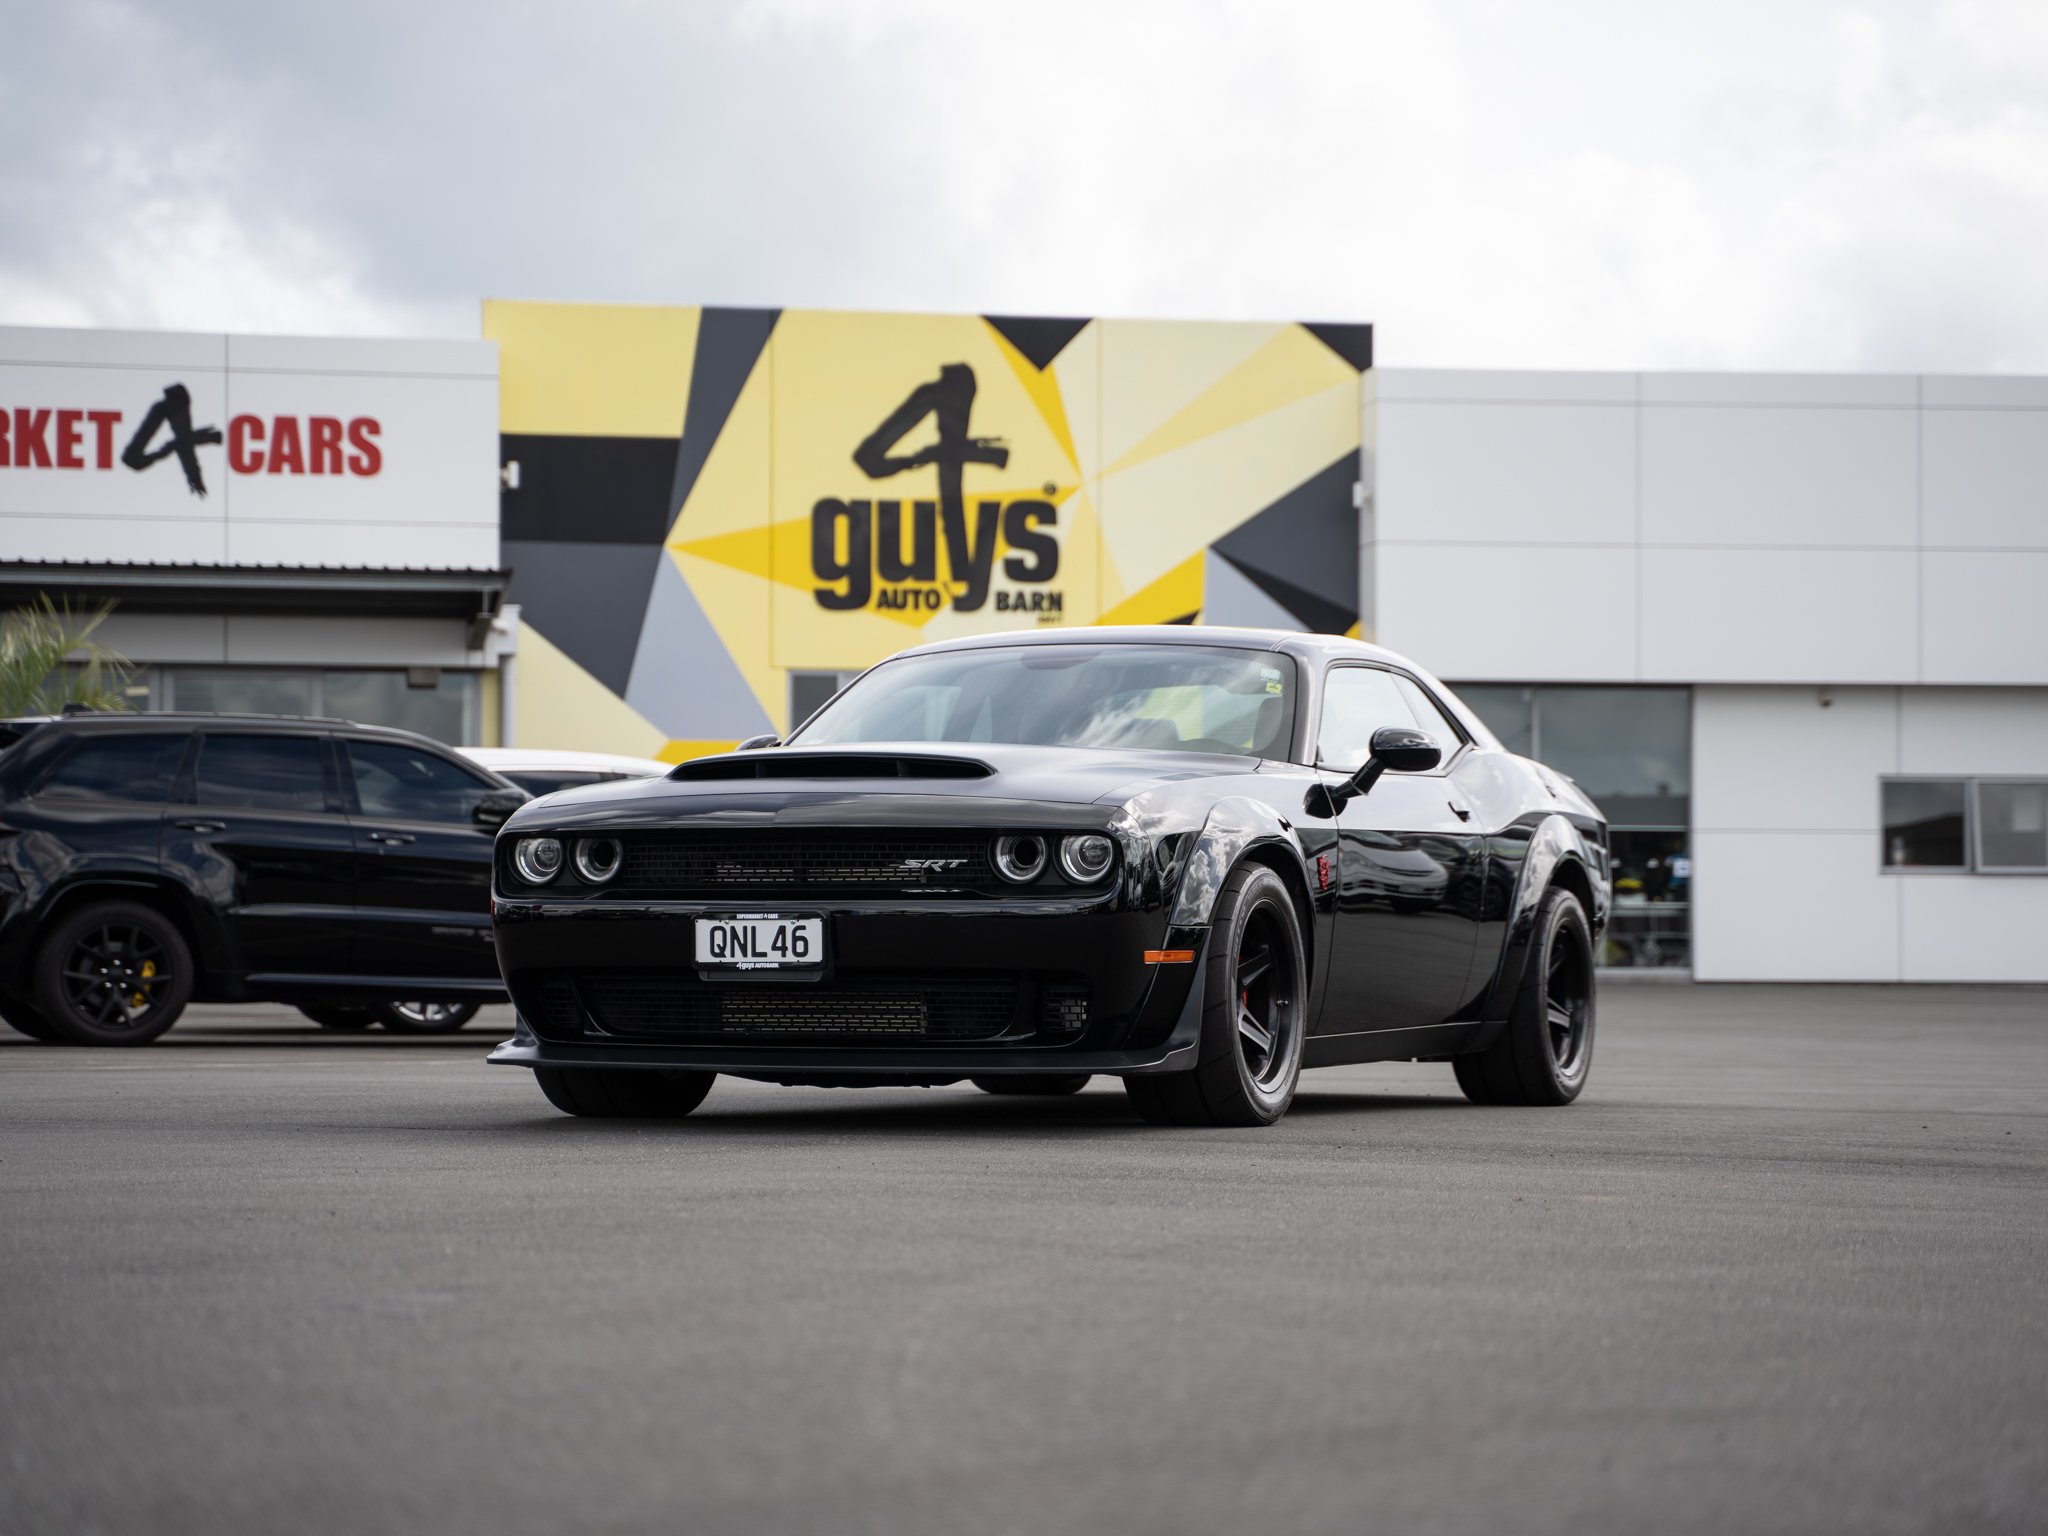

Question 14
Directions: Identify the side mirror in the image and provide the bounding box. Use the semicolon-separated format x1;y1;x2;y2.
1307;726;1442;816
736;733;781;752
473;788;528;827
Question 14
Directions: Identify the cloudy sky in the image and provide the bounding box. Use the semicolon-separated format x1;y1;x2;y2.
5;0;2046;371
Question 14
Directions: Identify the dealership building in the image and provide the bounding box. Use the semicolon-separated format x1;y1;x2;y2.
4;312;2044;982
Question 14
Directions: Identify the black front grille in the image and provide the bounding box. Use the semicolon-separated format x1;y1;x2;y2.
577;973;1020;1043
617;832;997;893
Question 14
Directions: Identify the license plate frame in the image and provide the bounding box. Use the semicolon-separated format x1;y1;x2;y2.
693;913;826;972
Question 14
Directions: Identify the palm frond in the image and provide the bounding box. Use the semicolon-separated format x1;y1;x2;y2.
0;597;136;717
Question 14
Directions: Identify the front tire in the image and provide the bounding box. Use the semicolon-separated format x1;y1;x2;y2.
34;901;194;1046
1454;886;1595;1106
1124;864;1307;1127
972;1074;1090;1096
534;1067;716;1118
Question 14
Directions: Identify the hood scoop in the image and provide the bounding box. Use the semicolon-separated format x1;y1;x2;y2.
669;751;993;782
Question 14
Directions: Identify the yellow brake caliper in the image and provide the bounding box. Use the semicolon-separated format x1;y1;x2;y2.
133;958;155;1008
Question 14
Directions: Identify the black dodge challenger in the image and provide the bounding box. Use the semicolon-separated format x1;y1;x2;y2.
487;628;1609;1126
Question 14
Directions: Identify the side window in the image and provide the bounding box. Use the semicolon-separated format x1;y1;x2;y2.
1394;676;1466;748
348;740;493;825
195;735;329;813
36;734;186;803
1317;668;1420;769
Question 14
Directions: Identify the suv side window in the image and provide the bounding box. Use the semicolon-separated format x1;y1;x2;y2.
347;740;494;825
195;734;329;813
35;733;187;803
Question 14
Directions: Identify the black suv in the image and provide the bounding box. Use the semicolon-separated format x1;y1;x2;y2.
0;712;527;1045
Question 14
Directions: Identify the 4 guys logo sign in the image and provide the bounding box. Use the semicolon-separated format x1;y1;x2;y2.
810;361;1060;617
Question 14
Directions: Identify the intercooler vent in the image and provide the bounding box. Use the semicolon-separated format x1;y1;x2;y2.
537;978;581;1035
618;832;997;892
576;973;1020;1044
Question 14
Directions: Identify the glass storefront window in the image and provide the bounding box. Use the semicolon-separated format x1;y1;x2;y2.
162;670;479;745
1455;682;1692;971
1882;780;1968;869
1976;782;2048;872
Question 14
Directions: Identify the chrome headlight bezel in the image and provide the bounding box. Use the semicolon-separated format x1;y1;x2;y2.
1059;832;1116;883
993;832;1049;884
513;835;564;884
573;836;623;884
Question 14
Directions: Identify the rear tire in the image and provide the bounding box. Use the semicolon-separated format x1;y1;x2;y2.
1454;886;1595;1106
298;1004;377;1031
0;991;62;1041
534;1067;716;1118
972;1074;1090;1096
34;901;193;1046
374;1000;481;1035
1123;863;1307;1128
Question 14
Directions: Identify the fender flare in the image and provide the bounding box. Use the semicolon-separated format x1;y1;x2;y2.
1166;796;1313;931
1478;813;1608;1023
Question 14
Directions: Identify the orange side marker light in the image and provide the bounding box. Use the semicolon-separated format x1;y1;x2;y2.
1144;949;1196;964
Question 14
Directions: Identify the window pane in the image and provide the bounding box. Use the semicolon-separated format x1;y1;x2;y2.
1977;782;2048;870
1317;668;1421;769
1454;686;1535;757
38;734;184;803
325;672;476;746
348;740;492;824
789;672;843;731
1603;829;1692;968
196;735;327;812
174;672;319;717
1394;676;1464;745
1882;780;1968;868
1537;687;1690;828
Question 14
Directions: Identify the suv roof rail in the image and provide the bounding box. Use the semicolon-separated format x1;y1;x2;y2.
52;710;361;727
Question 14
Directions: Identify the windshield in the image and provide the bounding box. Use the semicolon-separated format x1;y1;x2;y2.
793;644;1297;760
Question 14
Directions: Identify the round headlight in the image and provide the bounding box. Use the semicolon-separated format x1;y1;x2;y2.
574;836;622;883
1059;833;1116;883
513;836;563;884
993;833;1048;884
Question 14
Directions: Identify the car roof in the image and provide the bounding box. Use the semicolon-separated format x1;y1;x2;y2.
459;747;670;776
3;711;463;744
889;625;1419;670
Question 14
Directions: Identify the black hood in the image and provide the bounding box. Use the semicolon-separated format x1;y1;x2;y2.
508;742;1277;834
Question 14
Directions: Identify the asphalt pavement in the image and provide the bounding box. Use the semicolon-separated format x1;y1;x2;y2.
3;983;2045;1536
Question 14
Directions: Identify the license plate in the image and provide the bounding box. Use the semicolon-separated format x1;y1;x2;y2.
695;914;823;970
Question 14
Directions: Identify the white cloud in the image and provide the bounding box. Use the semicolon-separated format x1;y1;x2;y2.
2;0;2046;372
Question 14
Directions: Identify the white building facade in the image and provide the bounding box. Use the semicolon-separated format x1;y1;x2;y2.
1367;369;2048;982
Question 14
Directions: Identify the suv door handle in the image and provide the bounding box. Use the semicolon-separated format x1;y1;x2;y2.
367;831;416;845
174;819;227;833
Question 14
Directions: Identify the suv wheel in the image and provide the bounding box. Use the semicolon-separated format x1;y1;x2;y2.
35;901;195;1046
374;1000;481;1034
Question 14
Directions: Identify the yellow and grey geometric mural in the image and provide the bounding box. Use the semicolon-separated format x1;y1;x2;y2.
485;302;1371;760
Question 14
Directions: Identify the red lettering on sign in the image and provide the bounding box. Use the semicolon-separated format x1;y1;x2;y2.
88;410;120;469
308;416;343;475
0;408;10;467
13;408;51;468
268;415;304;475
347;417;381;476
228;415;265;474
55;409;83;468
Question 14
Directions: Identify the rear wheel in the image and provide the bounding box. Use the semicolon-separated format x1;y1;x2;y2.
374;1000;481;1035
1124;864;1307;1128
534;1067;716;1118
298;1004;377;1031
972;1074;1090;1096
33;901;194;1046
1454;886;1594;1106
0;991;61;1041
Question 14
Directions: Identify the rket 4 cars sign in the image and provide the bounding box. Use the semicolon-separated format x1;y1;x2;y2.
0;328;498;567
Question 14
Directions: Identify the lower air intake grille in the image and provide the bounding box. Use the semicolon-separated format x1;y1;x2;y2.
577;973;1020;1043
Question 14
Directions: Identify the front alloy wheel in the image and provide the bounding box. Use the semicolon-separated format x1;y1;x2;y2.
375;1000;481;1035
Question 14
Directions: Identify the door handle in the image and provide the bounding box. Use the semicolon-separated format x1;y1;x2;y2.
174;819;226;833
367;831;416;845
1448;802;1472;822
